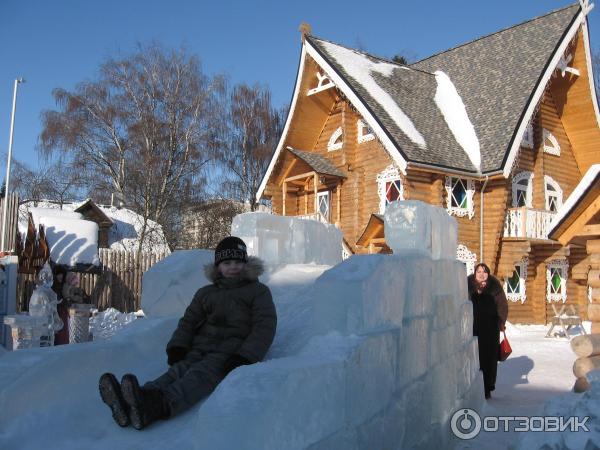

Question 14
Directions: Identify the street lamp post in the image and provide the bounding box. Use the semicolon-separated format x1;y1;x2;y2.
1;78;25;253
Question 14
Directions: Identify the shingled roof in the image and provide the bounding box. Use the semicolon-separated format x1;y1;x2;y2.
287;147;346;178
306;3;581;174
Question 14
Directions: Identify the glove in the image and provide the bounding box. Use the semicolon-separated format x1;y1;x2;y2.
223;353;251;375
167;346;188;366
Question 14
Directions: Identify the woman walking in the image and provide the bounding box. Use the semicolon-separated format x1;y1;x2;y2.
468;263;508;399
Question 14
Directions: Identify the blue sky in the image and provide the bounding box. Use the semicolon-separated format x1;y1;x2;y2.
0;0;598;175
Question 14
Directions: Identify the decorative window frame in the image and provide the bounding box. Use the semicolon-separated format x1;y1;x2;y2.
543;129;561;156
544;175;563;212
357;119;375;143
317;191;330;222
521;122;534;149
377;165;404;214
546;259;568;303
327;127;343;151
444;176;475;219
504;257;528;304
456;244;477;276
512;171;534;208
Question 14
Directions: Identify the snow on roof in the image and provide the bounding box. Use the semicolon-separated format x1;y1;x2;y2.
433;71;481;172
19;200;170;255
550;163;600;234
320;41;427;149
39;215;100;266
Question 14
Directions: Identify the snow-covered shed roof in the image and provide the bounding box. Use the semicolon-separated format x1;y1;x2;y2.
305;3;582;175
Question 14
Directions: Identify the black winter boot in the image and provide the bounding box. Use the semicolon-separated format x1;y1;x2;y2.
121;374;170;430
99;373;130;427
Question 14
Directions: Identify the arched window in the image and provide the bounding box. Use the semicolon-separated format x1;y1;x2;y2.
377;165;404;214
512;171;534;208
547;260;568;303
544;175;563;212
327;127;343;151
505;257;528;303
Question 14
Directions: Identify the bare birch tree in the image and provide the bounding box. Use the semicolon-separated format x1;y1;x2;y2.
221;83;285;210
39;44;226;252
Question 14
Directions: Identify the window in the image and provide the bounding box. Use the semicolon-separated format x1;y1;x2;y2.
505;257;528;303
377;165;404;214
317;191;330;222
445;176;475;218
544;175;563;212
327;127;343;151
357;119;375;143
456;244;477;276
512;171;534;208
521;122;534;149
547;260;568;303
543;129;561;156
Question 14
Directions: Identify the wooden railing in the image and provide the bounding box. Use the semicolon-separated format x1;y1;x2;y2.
503;207;556;240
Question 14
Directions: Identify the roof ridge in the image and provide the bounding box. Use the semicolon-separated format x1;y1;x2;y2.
411;2;580;65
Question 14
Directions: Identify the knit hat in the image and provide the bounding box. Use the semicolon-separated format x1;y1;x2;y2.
214;236;248;266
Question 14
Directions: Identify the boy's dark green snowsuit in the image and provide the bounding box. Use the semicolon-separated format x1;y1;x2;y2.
144;256;276;415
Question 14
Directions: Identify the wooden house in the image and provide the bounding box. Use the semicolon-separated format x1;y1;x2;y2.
256;3;600;324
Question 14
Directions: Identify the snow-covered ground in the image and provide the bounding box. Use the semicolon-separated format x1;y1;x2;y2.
456;323;585;449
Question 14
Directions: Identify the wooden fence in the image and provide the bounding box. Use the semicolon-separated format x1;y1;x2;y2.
17;248;169;313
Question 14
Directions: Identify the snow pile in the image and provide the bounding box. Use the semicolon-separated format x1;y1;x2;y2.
320;41;426;148
433;71;481;172
515;370;600;450
0;203;481;449
232;212;343;267
141;249;214;317
37;213;100;266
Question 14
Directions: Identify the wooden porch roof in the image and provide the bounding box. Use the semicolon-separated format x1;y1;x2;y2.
549;164;600;246
356;213;385;247
286;147;346;178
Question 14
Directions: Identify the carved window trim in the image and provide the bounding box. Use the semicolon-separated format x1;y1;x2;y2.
505;257;528;304
512;171;534;208
307;71;335;96
327;127;343;151
357;119;375;143
546;259;568;303
521;122;534;149
377;165;404;214
444;176;475;219
543;129;561;156
544;175;563;212
456;244;477;276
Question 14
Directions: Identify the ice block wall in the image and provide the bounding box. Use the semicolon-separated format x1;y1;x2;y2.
231;212;343;267
194;201;483;450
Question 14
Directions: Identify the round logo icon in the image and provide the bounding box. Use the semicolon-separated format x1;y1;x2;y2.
450;408;482;440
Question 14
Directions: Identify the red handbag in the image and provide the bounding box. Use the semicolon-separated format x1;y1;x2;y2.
498;331;512;361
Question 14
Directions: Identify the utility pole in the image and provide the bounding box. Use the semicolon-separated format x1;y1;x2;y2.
1;78;25;253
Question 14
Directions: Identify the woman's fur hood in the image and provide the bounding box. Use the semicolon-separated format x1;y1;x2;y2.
203;256;265;283
468;272;503;297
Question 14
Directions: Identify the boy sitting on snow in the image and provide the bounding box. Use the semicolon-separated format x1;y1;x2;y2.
99;236;277;430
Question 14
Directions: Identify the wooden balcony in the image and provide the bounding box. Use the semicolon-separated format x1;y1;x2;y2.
503;207;556;240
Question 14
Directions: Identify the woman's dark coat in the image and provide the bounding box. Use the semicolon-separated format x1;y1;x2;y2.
467;273;508;395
